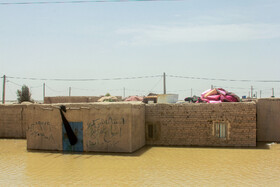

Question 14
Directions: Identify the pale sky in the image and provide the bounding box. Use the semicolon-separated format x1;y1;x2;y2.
1;0;280;101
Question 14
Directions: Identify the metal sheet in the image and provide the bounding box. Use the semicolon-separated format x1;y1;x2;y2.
62;122;83;152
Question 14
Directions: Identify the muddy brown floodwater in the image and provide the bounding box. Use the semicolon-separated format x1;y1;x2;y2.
0;139;279;186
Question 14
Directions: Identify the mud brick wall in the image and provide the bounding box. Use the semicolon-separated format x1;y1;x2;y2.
0;104;27;138
145;102;256;147
44;96;102;104
26;103;145;153
257;98;280;142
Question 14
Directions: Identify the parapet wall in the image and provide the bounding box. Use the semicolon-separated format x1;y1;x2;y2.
44;96;102;104
257;98;280;142
0;104;27;138
145;102;256;147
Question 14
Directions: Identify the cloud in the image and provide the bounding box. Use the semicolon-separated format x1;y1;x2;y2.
116;24;280;46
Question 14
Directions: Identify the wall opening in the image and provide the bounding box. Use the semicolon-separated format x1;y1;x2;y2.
214;122;227;138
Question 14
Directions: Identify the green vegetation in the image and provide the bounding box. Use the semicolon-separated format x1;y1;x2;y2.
17;85;33;103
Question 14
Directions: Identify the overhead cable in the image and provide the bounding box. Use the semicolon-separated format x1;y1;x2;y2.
0;1;113;5
149;76;162;93
46;85;66;92
6;80;22;87
213;85;253;90
5;74;280;83
168;75;280;83
0;0;161;6
30;85;43;89
6;75;162;81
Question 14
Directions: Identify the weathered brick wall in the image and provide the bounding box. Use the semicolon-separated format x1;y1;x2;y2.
145;102;256;147
26;103;145;153
44;96;123;104
0;104;27;138
44;96;101;104
257;98;280;142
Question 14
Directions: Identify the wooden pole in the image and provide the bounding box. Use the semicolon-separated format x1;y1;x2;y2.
163;72;166;94
123;87;125;98
2;75;6;104
43;83;45;103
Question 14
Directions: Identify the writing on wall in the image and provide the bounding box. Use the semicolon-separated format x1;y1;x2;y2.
28;121;55;142
86;117;125;147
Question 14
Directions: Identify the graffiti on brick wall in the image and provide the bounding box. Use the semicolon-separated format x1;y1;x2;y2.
86;117;125;147
28;121;55;142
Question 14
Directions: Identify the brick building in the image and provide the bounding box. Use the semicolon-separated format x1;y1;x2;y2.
145;102;256;147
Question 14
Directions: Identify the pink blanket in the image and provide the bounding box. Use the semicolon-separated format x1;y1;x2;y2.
201;88;240;103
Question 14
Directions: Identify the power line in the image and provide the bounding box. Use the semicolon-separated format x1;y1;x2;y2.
0;0;163;6
71;87;96;92
149;76;162;93
6;74;280;83
213;85;252;90
46;85;66;92
6;80;22;87
6;75;162;81
168;75;280;83
6;80;43;89
30;85;43;89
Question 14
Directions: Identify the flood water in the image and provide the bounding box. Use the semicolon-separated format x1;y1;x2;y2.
0;139;279;186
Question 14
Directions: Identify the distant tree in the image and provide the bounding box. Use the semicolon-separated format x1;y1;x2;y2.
17;85;33;103
105;93;111;97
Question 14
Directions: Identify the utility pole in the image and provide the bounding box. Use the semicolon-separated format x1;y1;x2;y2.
251;86;253;98
163;72;166;94
272;88;275;97
69;87;71;96
43;83;45;103
123;87;125;98
2;75;6;104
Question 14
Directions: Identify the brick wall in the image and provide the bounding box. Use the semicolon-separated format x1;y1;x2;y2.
44;96;102;104
0;104;27;138
26;103;145;153
44;96;123;104
257;98;280;142
145;102;256;147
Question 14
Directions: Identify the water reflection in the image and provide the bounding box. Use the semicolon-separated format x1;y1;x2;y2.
0;139;279;186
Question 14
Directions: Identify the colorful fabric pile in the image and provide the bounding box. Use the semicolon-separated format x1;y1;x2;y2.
124;96;143;101
200;88;240;103
97;96;118;102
